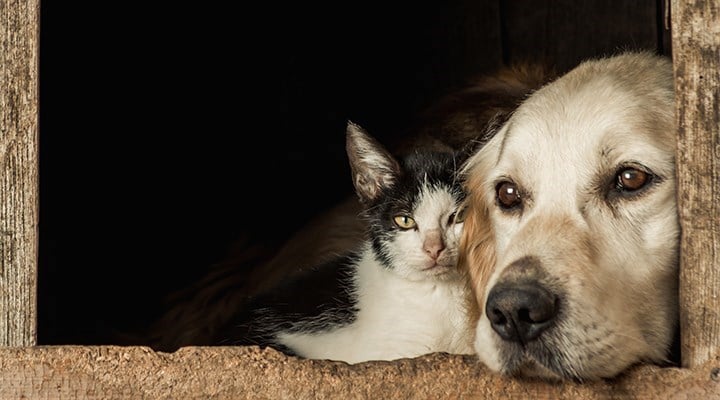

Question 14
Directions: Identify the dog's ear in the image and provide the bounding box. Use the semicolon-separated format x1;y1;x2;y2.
457;124;505;321
458;189;497;321
346;121;401;204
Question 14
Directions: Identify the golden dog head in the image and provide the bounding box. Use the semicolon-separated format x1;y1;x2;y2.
459;51;678;380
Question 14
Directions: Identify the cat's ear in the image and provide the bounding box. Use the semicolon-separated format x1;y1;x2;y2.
346;121;401;203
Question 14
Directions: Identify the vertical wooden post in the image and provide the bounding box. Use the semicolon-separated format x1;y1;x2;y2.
671;0;720;368
0;0;39;346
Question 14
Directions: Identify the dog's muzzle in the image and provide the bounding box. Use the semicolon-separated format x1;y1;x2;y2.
485;256;559;344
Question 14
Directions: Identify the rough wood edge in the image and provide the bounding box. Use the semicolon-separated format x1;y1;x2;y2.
670;0;720;368
0;346;718;399
0;0;40;346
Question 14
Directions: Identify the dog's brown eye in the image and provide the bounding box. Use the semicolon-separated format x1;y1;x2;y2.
496;181;521;209
617;168;650;191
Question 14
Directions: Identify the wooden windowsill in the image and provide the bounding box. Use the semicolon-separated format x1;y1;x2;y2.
0;346;717;399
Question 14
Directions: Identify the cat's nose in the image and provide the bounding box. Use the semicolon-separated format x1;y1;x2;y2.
423;230;445;260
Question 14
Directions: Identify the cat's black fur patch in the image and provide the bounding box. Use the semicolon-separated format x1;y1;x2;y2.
216;252;360;352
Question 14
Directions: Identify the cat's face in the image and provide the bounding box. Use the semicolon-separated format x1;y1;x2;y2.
381;186;465;281
346;122;467;281
366;153;467;282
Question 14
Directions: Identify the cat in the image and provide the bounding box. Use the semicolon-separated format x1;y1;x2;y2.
144;64;553;352
214;121;475;363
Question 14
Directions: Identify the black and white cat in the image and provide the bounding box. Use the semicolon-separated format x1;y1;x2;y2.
216;122;474;363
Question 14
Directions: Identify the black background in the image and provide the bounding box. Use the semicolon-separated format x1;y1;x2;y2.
38;2;472;344
38;1;665;345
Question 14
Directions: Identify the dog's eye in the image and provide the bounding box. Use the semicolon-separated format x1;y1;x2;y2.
496;181;521;209
616;168;651;192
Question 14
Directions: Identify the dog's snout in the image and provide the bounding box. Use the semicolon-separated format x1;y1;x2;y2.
486;282;558;344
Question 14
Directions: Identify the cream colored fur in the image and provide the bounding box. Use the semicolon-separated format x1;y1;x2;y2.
460;51;678;380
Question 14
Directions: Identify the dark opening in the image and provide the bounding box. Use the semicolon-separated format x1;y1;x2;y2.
38;1;665;345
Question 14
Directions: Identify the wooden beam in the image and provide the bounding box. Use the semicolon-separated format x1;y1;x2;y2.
671;0;720;368
0;346;718;399
0;0;39;346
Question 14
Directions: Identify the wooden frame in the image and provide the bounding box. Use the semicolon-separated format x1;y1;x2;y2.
1;0;718;397
0;0;38;348
671;0;720;370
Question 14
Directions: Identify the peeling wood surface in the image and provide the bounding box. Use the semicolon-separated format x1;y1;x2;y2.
0;0;39;346
0;346;718;399
671;0;720;369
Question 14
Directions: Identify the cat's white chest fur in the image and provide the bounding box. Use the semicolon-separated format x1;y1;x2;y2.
276;247;474;364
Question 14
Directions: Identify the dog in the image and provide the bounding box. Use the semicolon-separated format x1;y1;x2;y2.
459;51;679;380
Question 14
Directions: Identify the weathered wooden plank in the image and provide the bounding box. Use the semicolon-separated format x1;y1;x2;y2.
0;346;717;399
501;0;660;71
671;0;720;369
0;0;39;346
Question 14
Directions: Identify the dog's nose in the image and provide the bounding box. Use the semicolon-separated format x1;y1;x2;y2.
486;283;557;344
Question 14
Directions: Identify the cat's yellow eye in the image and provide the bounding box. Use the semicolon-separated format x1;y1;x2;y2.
393;215;417;229
453;206;467;224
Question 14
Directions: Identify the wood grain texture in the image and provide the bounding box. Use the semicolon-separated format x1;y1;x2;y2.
0;346;718;399
671;0;720;368
0;0;39;346
501;0;660;72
